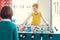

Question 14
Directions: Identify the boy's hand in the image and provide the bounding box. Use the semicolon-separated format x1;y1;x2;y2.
21;20;28;25
46;23;49;26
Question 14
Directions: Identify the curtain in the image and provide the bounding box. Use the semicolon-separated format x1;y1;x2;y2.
0;0;12;10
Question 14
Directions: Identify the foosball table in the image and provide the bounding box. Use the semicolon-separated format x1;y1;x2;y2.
17;24;60;40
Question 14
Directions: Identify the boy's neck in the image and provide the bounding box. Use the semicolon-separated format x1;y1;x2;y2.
34;11;38;13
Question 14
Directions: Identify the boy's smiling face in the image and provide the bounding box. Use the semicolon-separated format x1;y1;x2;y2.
33;6;38;12
33;6;38;14
32;3;38;14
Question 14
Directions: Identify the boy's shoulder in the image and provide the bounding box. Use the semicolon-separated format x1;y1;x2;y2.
9;22;17;29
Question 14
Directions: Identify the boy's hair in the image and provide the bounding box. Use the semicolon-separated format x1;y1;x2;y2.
32;3;38;8
0;6;13;19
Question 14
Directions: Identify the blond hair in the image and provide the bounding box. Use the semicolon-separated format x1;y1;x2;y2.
32;3;38;8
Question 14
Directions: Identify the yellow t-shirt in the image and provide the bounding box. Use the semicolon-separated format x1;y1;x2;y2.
31;12;41;26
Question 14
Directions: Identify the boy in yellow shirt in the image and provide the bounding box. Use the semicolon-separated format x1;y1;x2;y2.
21;3;49;31
23;3;49;26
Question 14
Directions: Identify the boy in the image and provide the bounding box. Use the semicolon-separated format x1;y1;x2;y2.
21;3;49;31
0;6;19;40
23;3;49;26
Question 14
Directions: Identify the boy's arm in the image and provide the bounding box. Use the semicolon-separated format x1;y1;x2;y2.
26;14;32;21
21;13;32;25
41;14;49;26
